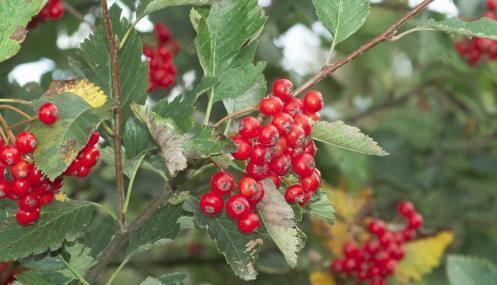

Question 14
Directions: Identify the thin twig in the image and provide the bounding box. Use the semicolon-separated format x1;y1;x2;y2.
0;127;8;143
99;0;127;230
212;106;257;129
9;117;37;129
293;0;435;96
0;114;15;143
0;105;33;120
0;98;33;105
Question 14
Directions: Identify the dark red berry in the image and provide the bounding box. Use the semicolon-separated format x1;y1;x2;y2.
268;174;281;188
270;137;288;158
258;124;279;146
15;131;37;154
398;201;416;218
237;177;263;199
10;179;31;198
239;116;260;139
27;168;46;187
199;192;224;216
39;191;55;205
303;90;323;113
272;79;293;102
11;160;32;179
237;212;260;234
246;161;269;180
250;144;271;165
286;125;306;148
231;136;252;160
269;154;291;176
285;184;305;204
293;114;312;136
368;219;386;236
0;145;21;166
18;193;40;212
15;208;40;226
260;97;284;116
0;181;10;199
76;166;91;177
300;170;320;193
81;147;100;168
408;213;423;229
291;153;315;177
88;131;100;146
38;103;59;125
271;113;294;135
283;98;303;116
210;171;235;195
225;195;251;219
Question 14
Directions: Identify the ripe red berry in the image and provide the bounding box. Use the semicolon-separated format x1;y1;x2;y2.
303;90;323;113
18;193;41;212
210;171;235;195
0;145;21;166
38;102;59;125
408;213;423;229
39;191;55;205
237;212;261;234
247;184;265;205
270;137;288;158
15;208;40;226
76;166;91;178
331;259;344;273
49;2;64;19
237;177;262;199
260;97;284;116
81;147;100;168
368;219;386;236
402;229;416;241
0;181;10;200
379;232;394;248
300;170;320;193
15;131;37;154
199;192;224;216
11;160;32;179
272;79;293;102
304;140;317;156
398;201;416;218
291;153;315;177
225;195;251;219
285;184;305;204
306;111;320;121
88;131;100;146
239;116;260;139
286;125;306;148
250;144;271;165
488;0;497;11
364;239;380;255
269;154;291;176
258;124;279;146
10;179;31;198
268;174;281;188
293;114;312;136
231;136;252;160
271;113;294;135
246;161;269;180
343;242;359;258
283;98;303;116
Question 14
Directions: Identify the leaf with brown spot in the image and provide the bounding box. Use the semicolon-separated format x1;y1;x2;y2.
0;0;47;62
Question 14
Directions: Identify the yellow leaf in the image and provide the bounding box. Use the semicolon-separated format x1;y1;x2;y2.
312;184;372;256
310;271;336;285
63;80;108;108
395;231;455;284
55;192;68;202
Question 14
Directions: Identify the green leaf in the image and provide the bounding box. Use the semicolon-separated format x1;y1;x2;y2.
126;204;184;256
184;198;263;281
258;179;306;268
312;0;369;45
124;117;153;159
78;4;148;118
81;215;117;257
15;271;71;285
140;272;187;285
0;200;95;262
28;93;112;180
152;94;196;133
58;243;95;281
423;17;497;41
311;120;389;156
137;0;212;19
447;255;497;285
184;126;234;157
308;190;335;224
0;0;47;62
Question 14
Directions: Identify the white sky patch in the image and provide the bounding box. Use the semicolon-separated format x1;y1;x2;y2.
8;58;55;85
135;16;154;32
274;24;328;76
258;0;272;7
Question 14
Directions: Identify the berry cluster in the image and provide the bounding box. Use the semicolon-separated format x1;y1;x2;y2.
331;201;423;285
199;79;324;234
455;0;497;65
0;103;100;226
28;0;64;28
143;23;179;93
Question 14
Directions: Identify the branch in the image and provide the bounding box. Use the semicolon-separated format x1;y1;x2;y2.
294;0;434;96
99;0;126;229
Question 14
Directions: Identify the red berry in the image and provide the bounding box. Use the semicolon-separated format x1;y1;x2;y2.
299;191;312;206
293;114;312;136
210;171;235;195
300;170;320;193
48;177;64;192
270;137;288;158
343;258;357;273
15;131;37;154
402;229;416;241
343;241;359;258
27;168;46;187
283;98;303;116
285;184;305;204
364;239;380;255
225;194;251;219
76;166;91;177
408;213;423;229
39;191;55;205
81;147;100;168
88;131;100;146
268;174;281;188
260;97;284;116
0;181;10;199
38;103;59;125
292;153;315;177
0;145;21;166
231;136;252;160
331;259;344;273
247;184;265;205
32;183;49;195
272;79;293;102
303;90;323;113
269;154;291;176
49;2;64;19
15;208;40;226
286;125;306;148
258;124;279;146
488;0;497;10
11;160;32;179
18;193;40;212
271;113;294;135
246;161;269;180
250;144;271;165
237;212;260;234
10;179;31;198
388;245;405;260
306;111;320;121
239;116;260;139
398;201;416;218
379;232;394;248
199;192;224;216
237;177;262;199
287;146;304;159
368;219;386;236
